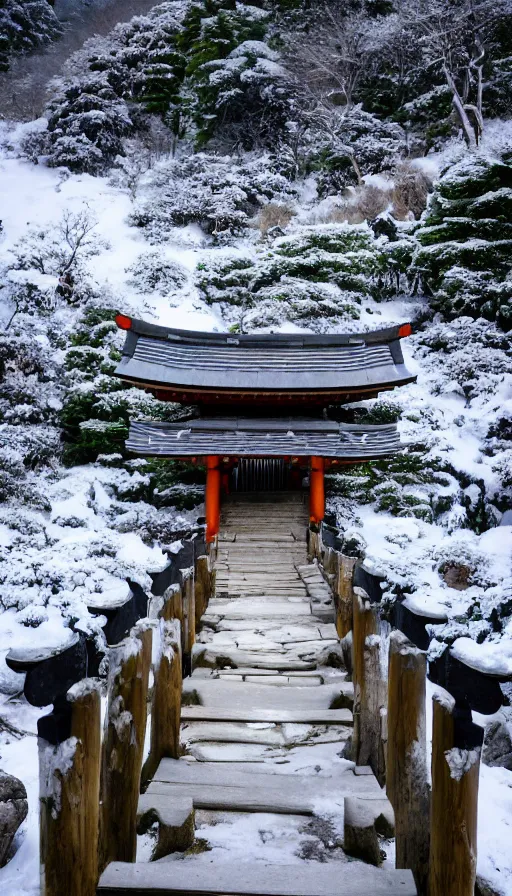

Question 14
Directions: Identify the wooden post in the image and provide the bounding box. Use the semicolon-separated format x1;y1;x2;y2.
181;569;195;676
195;554;210;626
206;455;221;543
335;554;356;638
143;618;182;783
161;584;183;625
309;456;325;524
429;692;481;896
387;632;429;895
308;526;321;562
352;587;378;768
39;678;101;896
100;624;152;870
361;635;387;785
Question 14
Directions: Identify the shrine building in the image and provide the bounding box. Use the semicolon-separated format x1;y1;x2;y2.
114;315;415;543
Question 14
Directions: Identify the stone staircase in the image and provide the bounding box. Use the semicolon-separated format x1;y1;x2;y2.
98;492;416;895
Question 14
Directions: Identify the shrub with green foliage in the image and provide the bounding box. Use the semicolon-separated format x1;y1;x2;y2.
197;223;387;328
413;151;512;329
182;2;291;148
60;305;187;465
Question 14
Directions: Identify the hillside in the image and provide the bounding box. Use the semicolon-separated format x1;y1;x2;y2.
0;1;511;894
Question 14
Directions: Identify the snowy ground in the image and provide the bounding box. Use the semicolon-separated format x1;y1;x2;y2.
0;121;511;895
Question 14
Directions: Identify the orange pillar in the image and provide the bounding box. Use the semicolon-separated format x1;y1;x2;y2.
309;456;325;524
205;455;221;543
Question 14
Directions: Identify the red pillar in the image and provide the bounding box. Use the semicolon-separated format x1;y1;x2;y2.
309;456;325;524
205;455;221;543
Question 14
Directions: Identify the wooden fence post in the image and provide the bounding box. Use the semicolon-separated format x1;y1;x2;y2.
352;587;386;778
335;554;356;638
143;618;182;782
429;692;481;896
387;632;430;895
181;569;195;676
161;583;183;625
195;555;211;627
39;678;101;896
362;635;387;785
308;526;320;562
100;623;152;870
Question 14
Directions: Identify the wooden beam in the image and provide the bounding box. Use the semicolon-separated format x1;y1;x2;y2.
206;455;221;543
352;587;379;769
309;456;325;524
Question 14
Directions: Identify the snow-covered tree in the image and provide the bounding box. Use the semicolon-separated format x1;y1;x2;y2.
413;150;512;329
0;0;62;71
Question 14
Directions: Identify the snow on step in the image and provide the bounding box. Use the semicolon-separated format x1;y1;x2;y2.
181;707;353;725
146;759;385;812
98;861;416;895
182;679;353;711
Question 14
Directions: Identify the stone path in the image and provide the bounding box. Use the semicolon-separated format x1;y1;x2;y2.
98;492;415;895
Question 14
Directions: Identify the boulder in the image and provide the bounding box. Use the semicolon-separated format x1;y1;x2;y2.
482;715;512;770
442;563;471;590
0;772;28;866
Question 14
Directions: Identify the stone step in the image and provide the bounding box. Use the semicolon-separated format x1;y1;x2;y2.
181;707;353;725
182;679;353;711
98;862;416;896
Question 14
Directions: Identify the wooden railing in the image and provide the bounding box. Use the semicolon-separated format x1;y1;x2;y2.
7;528;215;896
309;521;507;896
8;512;504;896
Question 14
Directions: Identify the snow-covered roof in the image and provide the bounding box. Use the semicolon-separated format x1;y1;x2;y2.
114;317;415;404
125;417;402;461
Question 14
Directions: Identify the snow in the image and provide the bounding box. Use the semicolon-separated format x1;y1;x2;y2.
451;638;512;679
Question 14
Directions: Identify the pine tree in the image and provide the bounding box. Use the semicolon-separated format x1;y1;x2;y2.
413;150;512;330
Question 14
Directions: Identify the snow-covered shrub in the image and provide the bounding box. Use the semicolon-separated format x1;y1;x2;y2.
391;162;433;220
179;0;293;149
130;153;296;241
413;318;511;405
60;304;192;465
197;223;386;328
326;446;456;526
6;208;107;315
413;151;512;329
126;251;187;294
312;107;407;195
0;0;62;72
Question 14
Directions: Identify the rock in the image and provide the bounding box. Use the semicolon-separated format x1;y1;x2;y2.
482;716;512;770
475;875;502;896
442;563;471;590
344;796;381;866
0;772;28;866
